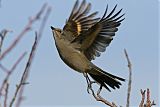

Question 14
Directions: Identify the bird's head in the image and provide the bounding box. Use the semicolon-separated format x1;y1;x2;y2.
51;26;63;41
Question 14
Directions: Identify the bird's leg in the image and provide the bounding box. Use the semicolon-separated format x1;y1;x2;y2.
83;73;96;94
83;73;91;93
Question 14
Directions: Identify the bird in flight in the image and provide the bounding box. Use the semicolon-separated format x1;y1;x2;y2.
51;0;125;92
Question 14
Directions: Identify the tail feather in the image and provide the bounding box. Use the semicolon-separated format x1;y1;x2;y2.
88;65;125;91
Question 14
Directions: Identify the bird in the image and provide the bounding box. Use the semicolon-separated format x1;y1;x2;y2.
51;0;125;92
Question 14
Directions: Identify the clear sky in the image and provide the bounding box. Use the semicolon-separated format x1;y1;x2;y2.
0;0;159;107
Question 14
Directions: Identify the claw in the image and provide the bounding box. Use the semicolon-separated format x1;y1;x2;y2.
87;81;96;93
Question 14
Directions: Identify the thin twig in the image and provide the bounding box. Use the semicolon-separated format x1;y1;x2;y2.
4;83;9;107
139;89;156;107
91;87;117;107
0;29;12;55
146;88;151;107
15;6;51;107
9;35;37;107
124;49;132;107
151;100;156;106
0;52;26;99
37;6;52;42
139;89;146;107
146;89;156;107
0;3;47;61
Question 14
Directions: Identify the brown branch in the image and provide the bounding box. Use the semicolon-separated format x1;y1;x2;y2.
37;6;52;42
4;82;9;107
139;89;156;107
0;3;47;61
14;85;24;107
15;6;51;107
91;87;117;107
139;89;146;107
0;3;51;107
146;89;156;107
9;35;37;107
0;29;12;55
146;88;151;107
124;49;132;107
0;52;26;100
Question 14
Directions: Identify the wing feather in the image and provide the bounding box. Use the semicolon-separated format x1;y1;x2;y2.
75;4;125;60
63;0;99;41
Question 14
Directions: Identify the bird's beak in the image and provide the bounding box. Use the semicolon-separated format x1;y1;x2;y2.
50;26;55;30
50;26;60;39
51;26;56;40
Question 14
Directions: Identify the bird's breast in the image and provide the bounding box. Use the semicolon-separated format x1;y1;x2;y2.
56;39;90;73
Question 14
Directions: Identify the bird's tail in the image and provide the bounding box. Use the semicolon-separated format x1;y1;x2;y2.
88;65;125;92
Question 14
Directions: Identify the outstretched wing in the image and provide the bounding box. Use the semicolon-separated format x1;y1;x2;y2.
63;0;100;41
74;5;125;60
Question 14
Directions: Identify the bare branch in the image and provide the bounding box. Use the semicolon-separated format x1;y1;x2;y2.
0;3;47;60
139;89;156;107
91;87;117;107
0;52;26;99
15;6;51;107
0;29;12;54
9;35;37;107
146;89;156;107
37;6;52;42
146;88;151;107
124;49;132;107
4;82;9;107
151;100;156;106
139;89;146;107
10;35;37;107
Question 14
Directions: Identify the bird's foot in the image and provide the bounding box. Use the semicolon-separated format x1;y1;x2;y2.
87;81;96;94
83;73;96;94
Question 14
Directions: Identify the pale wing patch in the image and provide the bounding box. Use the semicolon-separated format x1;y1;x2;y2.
76;21;82;35
63;0;99;38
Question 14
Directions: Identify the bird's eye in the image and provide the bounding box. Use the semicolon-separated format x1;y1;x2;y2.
57;29;63;34
59;30;62;33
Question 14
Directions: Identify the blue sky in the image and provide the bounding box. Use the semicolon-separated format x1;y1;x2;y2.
0;0;159;107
